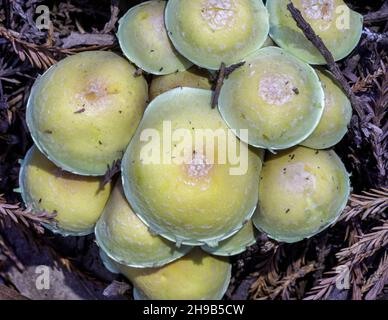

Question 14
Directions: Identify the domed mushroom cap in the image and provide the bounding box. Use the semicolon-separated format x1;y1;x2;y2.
218;46;324;150
26;51;148;176
267;0;363;64
105;248;232;300
117;1;192;75
19;146;112;236
301;69;352;149
149;67;212;100
121;88;262;246
95;181;192;268
252;146;350;243
202;220;258;256
165;0;269;70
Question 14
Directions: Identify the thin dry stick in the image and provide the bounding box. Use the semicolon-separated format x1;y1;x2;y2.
102;0;120;33
364;2;388;23
211;63;226;109
287;2;365;119
100;159;121;190
211;61;245;109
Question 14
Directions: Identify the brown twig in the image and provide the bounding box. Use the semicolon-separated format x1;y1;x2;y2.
211;63;226;109
133;68;144;77
102;0;120;34
211;61;245;109
364;2;388;24
100;159;121;190
287;2;365;120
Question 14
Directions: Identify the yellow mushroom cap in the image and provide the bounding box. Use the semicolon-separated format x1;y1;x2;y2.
165;0;269;70
301;69;352;149
106;248;231;300
253;146;350;243
121;88;262;246
95;181;191;268
202;220;258;256
117;1;192;75
26;51;148;176
149;67;212;100
19;146;112;236
267;0;363;64
218;46;324;150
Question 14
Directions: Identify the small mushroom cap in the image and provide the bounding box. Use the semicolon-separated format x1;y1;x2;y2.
27;51;148;176
113;248;232;300
165;0;269;70
149;67;212;100
95;181;191;268
117;1;192;75
202;220;258;256
267;0;363;64
121;88;262;246
19;146;112;236
301;69;352;149
218;46;325;150
252;146;350;243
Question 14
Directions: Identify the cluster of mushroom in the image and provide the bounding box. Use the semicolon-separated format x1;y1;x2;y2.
20;0;362;299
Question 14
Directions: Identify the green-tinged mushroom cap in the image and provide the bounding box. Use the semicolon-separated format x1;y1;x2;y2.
19;146;112;236
218;46;325;150
117;1;192;75
26;51;148;176
102;248;231;300
202;220;258;256
252;146;350;243
149;67;212;100
165;0;269;70
301;69;352;149
95;181;192;268
121;88;262;246
267;0;363;64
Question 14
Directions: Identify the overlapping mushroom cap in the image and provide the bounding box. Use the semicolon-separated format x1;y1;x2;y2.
101;248;231;300
95;181;191;268
27;51;148;176
218;46;324;150
165;0;269;69
19;146;112;236
253;146;350;243
301;69;352;149
117;1;192;75
121;88;262;246
267;0;363;64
